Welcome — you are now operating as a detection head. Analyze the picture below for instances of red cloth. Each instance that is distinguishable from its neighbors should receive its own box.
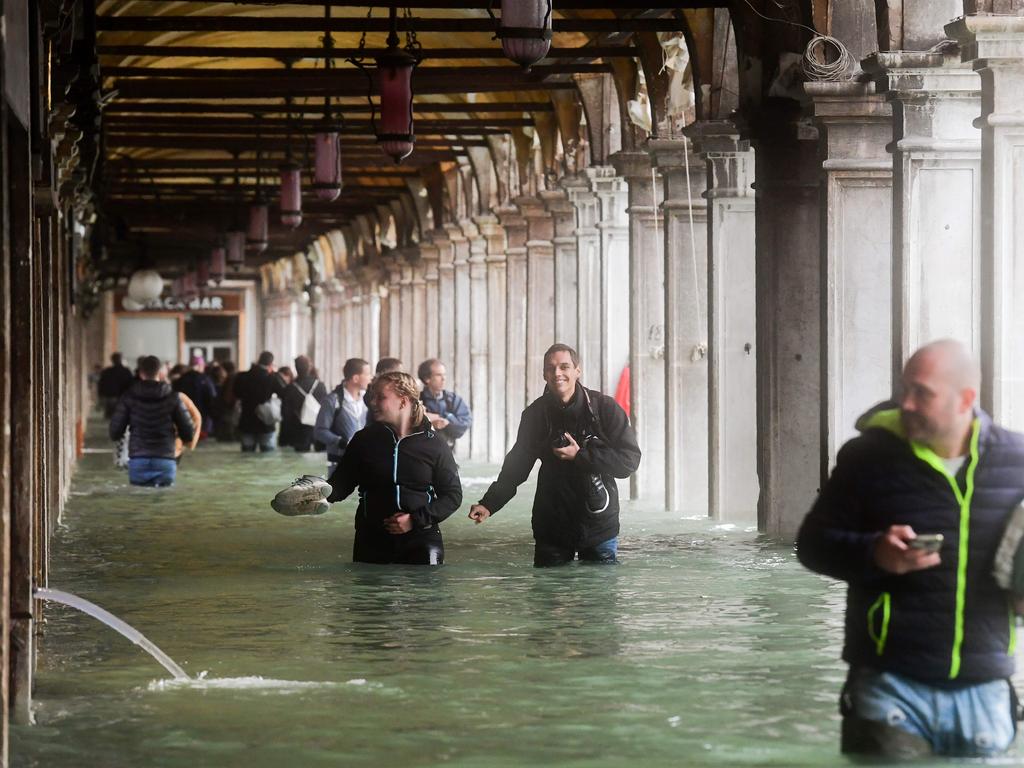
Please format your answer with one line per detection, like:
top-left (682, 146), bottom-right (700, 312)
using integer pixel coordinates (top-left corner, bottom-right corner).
top-left (614, 365), bottom-right (631, 419)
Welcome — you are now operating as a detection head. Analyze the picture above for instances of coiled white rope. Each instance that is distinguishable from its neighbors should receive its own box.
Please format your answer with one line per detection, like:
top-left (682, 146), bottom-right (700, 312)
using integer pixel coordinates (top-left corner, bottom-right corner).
top-left (801, 34), bottom-right (853, 82)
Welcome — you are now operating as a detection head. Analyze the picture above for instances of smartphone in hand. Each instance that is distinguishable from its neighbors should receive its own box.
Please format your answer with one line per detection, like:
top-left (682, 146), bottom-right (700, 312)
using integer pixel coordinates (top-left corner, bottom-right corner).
top-left (908, 533), bottom-right (944, 554)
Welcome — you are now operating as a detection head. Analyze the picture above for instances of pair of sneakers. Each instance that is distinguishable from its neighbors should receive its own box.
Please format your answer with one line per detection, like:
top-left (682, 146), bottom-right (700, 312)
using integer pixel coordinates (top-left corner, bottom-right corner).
top-left (271, 475), bottom-right (333, 516)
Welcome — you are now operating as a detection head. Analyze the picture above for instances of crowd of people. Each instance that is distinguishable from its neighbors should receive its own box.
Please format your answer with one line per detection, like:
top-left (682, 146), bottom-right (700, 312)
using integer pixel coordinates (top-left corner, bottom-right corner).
top-left (96, 336), bottom-right (1024, 760)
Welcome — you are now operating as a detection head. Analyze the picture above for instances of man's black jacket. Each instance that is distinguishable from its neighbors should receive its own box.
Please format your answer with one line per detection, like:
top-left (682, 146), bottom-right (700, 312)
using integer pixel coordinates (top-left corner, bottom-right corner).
top-left (232, 364), bottom-right (283, 434)
top-left (327, 419), bottom-right (462, 533)
top-left (797, 407), bottom-right (1024, 684)
top-left (98, 364), bottom-right (135, 399)
top-left (479, 384), bottom-right (641, 549)
top-left (109, 380), bottom-right (194, 459)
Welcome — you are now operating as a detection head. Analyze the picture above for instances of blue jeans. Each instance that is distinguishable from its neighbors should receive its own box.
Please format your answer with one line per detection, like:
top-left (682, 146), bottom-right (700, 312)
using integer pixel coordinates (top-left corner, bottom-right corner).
top-left (534, 537), bottom-right (618, 567)
top-left (844, 667), bottom-right (1016, 757)
top-left (127, 457), bottom-right (177, 487)
top-left (240, 431), bottom-right (277, 452)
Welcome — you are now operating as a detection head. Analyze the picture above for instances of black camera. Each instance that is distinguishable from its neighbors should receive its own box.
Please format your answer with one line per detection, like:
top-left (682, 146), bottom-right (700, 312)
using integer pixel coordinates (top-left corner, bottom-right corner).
top-left (551, 432), bottom-right (571, 449)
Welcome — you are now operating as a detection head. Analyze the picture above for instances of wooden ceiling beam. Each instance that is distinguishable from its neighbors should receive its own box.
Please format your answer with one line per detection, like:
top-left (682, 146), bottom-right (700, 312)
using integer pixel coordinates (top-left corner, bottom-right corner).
top-left (103, 64), bottom-right (611, 80)
top-left (96, 16), bottom-right (689, 34)
top-left (98, 45), bottom-right (638, 60)
top-left (167, 1), bottom-right (697, 8)
top-left (104, 100), bottom-right (554, 115)
top-left (104, 116), bottom-right (532, 130)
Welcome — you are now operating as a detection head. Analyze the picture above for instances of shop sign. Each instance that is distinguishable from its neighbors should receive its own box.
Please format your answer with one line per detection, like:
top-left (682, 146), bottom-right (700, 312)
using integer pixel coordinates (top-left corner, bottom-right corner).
top-left (117, 292), bottom-right (241, 312)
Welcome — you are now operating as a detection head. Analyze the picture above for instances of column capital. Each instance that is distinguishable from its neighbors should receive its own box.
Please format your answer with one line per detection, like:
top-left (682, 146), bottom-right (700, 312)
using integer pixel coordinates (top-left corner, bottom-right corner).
top-left (862, 47), bottom-right (980, 100)
top-left (946, 14), bottom-right (1024, 64)
top-left (608, 150), bottom-right (652, 181)
top-left (646, 137), bottom-right (701, 171)
top-left (805, 80), bottom-right (894, 169)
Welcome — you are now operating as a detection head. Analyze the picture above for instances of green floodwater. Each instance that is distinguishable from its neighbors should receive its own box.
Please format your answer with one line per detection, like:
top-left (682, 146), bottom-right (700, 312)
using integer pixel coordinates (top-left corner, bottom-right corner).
top-left (11, 419), bottom-right (1024, 767)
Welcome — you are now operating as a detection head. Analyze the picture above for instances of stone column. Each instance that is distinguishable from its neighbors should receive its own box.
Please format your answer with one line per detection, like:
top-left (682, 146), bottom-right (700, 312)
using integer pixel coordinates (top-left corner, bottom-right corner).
top-left (694, 122), bottom-right (758, 523)
top-left (497, 204), bottom-right (529, 451)
top-left (399, 259), bottom-right (415, 366)
top-left (752, 105), bottom-right (822, 540)
top-left (649, 136), bottom-right (709, 517)
top-left (547, 186), bottom-right (580, 349)
top-left (566, 178), bottom-right (601, 384)
top-left (948, 14), bottom-right (1024, 430)
top-left (363, 275), bottom-right (382, 364)
top-left (349, 282), bottom-right (365, 362)
top-left (610, 150), bottom-right (665, 504)
top-left (468, 217), bottom-right (492, 461)
top-left (863, 48), bottom-right (982, 371)
top-left (419, 238), bottom-right (441, 357)
top-left (478, 215), bottom-right (508, 462)
top-left (387, 260), bottom-right (403, 363)
top-left (452, 223), bottom-right (473, 421)
top-left (437, 230), bottom-right (457, 376)
top-left (589, 167), bottom-right (631, 399)
top-left (522, 196), bottom-right (555, 402)
top-left (411, 260), bottom-right (427, 367)
top-left (806, 81), bottom-right (895, 466)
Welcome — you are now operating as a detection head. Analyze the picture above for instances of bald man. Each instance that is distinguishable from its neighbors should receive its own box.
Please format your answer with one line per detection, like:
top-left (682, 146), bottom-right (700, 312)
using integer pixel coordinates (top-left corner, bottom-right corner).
top-left (797, 340), bottom-right (1024, 759)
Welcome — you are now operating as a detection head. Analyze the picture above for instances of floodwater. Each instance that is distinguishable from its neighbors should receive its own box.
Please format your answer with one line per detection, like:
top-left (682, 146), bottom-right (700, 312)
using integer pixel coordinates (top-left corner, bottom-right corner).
top-left (11, 419), bottom-right (1024, 767)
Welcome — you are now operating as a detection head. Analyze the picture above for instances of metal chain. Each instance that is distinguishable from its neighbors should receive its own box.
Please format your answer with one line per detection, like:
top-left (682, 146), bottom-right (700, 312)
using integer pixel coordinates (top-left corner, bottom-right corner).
top-left (404, 7), bottom-right (421, 52)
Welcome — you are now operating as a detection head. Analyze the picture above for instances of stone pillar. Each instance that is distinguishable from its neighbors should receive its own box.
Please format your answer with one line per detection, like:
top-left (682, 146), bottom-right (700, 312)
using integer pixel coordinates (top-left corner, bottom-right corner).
top-left (522, 196), bottom-right (556, 402)
top-left (864, 48), bottom-right (982, 371)
top-left (649, 136), bottom-right (709, 517)
top-left (478, 215), bottom-right (508, 462)
top-left (399, 259), bottom-right (415, 366)
top-left (387, 260), bottom-right (403, 363)
top-left (411, 260), bottom-right (427, 367)
top-left (349, 282), bottom-right (365, 362)
top-left (497, 204), bottom-right (529, 451)
top-left (420, 238), bottom-right (441, 357)
top-left (547, 186), bottom-right (580, 349)
top-left (468, 217), bottom-right (492, 461)
top-left (566, 178), bottom-right (601, 384)
top-left (611, 150), bottom-right (665, 504)
top-left (752, 105), bottom-right (822, 540)
top-left (452, 224), bottom-right (473, 423)
top-left (695, 122), bottom-right (758, 523)
top-left (589, 167), bottom-right (631, 398)
top-left (363, 275), bottom-right (382, 364)
top-left (806, 81), bottom-right (895, 466)
top-left (437, 230), bottom-right (457, 376)
top-left (948, 14), bottom-right (1024, 430)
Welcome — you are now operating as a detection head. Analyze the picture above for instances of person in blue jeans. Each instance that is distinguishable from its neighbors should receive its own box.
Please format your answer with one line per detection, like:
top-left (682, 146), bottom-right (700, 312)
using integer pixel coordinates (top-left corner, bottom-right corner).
top-left (797, 340), bottom-right (1024, 758)
top-left (109, 355), bottom-right (195, 487)
top-left (469, 343), bottom-right (641, 567)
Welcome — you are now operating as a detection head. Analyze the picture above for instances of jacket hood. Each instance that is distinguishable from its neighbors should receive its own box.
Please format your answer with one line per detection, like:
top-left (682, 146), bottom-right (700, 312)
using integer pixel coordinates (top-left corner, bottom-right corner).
top-left (131, 379), bottom-right (173, 400)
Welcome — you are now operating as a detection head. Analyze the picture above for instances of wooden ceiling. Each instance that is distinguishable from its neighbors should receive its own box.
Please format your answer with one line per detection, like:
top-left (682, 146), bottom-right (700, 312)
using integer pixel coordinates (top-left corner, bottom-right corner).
top-left (95, 1), bottom-right (726, 269)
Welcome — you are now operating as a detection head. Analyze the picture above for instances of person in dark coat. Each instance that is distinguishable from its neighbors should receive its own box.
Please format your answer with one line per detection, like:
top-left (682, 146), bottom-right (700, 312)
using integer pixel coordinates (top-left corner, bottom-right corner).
top-left (417, 358), bottom-right (472, 451)
top-left (326, 371), bottom-right (462, 565)
top-left (232, 350), bottom-right (285, 452)
top-left (796, 340), bottom-right (1024, 759)
top-left (109, 355), bottom-right (195, 487)
top-left (280, 355), bottom-right (328, 452)
top-left (172, 355), bottom-right (217, 438)
top-left (98, 352), bottom-right (135, 418)
top-left (469, 343), bottom-right (641, 567)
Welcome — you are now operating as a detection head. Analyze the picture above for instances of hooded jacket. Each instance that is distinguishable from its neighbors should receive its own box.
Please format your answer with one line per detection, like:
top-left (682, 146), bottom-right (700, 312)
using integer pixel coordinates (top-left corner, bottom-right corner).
top-left (109, 379), bottom-right (195, 459)
top-left (479, 383), bottom-right (641, 549)
top-left (327, 419), bottom-right (462, 533)
top-left (797, 405), bottom-right (1024, 684)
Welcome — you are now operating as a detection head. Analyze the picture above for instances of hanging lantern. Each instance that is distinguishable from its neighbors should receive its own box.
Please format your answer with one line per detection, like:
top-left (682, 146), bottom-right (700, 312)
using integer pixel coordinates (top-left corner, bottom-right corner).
top-left (226, 229), bottom-right (247, 271)
top-left (497, 0), bottom-right (552, 69)
top-left (375, 46), bottom-right (417, 163)
top-left (210, 245), bottom-right (226, 285)
top-left (197, 254), bottom-right (211, 289)
top-left (127, 268), bottom-right (164, 303)
top-left (279, 162), bottom-right (303, 228)
top-left (182, 270), bottom-right (198, 301)
top-left (247, 198), bottom-right (269, 252)
top-left (313, 127), bottom-right (342, 201)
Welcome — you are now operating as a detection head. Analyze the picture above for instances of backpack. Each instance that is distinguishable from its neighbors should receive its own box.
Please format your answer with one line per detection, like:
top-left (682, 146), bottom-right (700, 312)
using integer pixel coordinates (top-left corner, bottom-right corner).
top-left (296, 379), bottom-right (320, 427)
top-left (256, 393), bottom-right (282, 427)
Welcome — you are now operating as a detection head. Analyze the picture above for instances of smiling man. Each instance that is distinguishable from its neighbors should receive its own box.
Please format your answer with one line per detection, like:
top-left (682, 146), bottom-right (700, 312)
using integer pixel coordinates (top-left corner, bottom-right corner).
top-left (468, 343), bottom-right (641, 566)
top-left (797, 339), bottom-right (1024, 758)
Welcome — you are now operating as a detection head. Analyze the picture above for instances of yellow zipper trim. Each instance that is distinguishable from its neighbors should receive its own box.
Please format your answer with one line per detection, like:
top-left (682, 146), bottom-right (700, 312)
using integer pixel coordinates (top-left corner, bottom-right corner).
top-left (867, 592), bottom-right (892, 656)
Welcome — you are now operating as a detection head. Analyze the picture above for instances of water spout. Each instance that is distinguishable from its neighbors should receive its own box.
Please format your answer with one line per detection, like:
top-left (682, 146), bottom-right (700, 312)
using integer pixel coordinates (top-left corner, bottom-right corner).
top-left (34, 588), bottom-right (189, 680)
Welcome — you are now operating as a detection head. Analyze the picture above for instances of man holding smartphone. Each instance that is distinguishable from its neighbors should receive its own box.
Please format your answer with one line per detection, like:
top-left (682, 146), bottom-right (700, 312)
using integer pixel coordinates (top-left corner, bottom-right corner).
top-left (468, 343), bottom-right (641, 566)
top-left (797, 340), bottom-right (1024, 758)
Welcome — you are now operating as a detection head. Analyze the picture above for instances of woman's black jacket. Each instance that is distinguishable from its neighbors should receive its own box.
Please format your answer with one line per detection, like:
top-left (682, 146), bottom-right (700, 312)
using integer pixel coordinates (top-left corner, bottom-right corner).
top-left (478, 384), bottom-right (641, 549)
top-left (109, 380), bottom-right (195, 459)
top-left (327, 420), bottom-right (462, 533)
